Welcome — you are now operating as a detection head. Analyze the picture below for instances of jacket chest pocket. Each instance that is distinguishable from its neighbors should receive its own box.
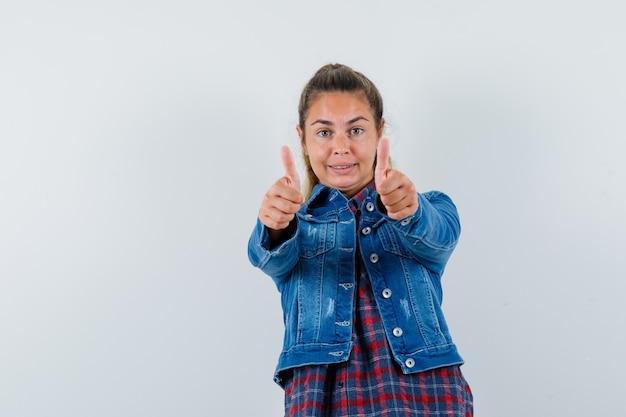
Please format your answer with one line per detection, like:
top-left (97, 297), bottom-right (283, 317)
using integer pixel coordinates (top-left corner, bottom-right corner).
top-left (378, 223), bottom-right (412, 258)
top-left (301, 222), bottom-right (336, 259)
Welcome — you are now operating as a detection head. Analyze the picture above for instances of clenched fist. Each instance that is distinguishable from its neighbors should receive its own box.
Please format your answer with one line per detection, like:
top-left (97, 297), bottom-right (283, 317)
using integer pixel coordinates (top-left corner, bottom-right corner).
top-left (374, 138), bottom-right (419, 220)
top-left (259, 146), bottom-right (304, 242)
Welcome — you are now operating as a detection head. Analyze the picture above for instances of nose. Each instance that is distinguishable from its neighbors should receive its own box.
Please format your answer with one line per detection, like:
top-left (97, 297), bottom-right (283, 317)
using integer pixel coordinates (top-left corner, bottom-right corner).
top-left (333, 133), bottom-right (349, 154)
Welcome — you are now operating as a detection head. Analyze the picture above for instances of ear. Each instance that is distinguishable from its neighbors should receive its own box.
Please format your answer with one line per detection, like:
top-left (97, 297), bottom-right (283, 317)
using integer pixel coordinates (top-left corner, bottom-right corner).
top-left (378, 118), bottom-right (385, 138)
top-left (296, 125), bottom-right (308, 155)
top-left (296, 124), bottom-right (303, 140)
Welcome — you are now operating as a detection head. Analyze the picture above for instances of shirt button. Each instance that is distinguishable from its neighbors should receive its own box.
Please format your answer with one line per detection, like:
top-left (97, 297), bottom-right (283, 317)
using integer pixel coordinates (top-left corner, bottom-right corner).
top-left (400, 218), bottom-right (411, 226)
top-left (405, 358), bottom-right (415, 368)
top-left (366, 202), bottom-right (375, 212)
top-left (369, 253), bottom-right (379, 263)
top-left (361, 226), bottom-right (371, 235)
top-left (393, 327), bottom-right (403, 337)
top-left (382, 288), bottom-right (392, 298)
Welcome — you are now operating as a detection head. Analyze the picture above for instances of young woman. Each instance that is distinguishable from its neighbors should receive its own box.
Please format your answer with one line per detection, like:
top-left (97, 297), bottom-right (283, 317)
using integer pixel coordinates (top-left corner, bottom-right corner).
top-left (248, 63), bottom-right (473, 416)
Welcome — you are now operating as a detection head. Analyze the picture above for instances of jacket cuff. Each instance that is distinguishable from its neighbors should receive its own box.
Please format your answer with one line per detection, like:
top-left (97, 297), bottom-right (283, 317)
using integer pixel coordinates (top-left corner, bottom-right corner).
top-left (375, 193), bottom-right (423, 227)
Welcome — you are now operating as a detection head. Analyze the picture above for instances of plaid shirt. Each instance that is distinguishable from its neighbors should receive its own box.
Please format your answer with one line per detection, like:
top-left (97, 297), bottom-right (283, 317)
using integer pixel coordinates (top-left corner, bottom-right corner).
top-left (282, 182), bottom-right (473, 416)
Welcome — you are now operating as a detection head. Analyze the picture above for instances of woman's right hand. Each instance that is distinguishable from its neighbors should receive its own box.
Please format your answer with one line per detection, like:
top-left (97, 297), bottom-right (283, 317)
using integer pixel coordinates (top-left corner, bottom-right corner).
top-left (259, 146), bottom-right (304, 236)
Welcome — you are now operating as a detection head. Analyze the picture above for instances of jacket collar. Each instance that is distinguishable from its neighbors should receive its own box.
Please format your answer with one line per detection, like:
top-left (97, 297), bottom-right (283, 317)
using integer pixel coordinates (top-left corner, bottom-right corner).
top-left (302, 181), bottom-right (377, 218)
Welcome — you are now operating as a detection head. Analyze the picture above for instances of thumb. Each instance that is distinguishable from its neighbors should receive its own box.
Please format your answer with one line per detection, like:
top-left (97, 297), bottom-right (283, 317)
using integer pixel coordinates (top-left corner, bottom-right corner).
top-left (375, 138), bottom-right (390, 185)
top-left (280, 145), bottom-right (301, 191)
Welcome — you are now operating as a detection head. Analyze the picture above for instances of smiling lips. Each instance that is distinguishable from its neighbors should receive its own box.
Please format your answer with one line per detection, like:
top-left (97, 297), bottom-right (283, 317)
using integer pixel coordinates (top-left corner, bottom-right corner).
top-left (329, 163), bottom-right (356, 173)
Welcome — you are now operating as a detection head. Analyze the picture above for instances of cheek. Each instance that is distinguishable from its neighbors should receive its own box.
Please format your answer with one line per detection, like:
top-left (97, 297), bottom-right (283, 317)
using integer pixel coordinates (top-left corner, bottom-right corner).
top-left (307, 143), bottom-right (327, 162)
top-left (310, 152), bottom-right (326, 169)
top-left (356, 144), bottom-right (377, 163)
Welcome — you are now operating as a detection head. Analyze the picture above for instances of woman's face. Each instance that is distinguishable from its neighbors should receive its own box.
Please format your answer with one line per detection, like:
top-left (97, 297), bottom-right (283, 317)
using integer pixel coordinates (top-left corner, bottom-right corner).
top-left (297, 91), bottom-right (384, 198)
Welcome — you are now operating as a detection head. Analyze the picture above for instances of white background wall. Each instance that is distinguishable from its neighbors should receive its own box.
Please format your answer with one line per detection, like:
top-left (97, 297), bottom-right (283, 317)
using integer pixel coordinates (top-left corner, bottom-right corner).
top-left (1, 1), bottom-right (624, 416)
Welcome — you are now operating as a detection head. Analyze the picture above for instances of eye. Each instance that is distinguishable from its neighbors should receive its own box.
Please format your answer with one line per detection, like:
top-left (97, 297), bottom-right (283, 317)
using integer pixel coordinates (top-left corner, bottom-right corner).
top-left (316, 129), bottom-right (331, 138)
top-left (350, 127), bottom-right (363, 135)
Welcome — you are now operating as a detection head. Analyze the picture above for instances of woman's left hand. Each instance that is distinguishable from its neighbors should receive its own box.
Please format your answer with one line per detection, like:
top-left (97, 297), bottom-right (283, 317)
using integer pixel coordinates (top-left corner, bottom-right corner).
top-left (374, 138), bottom-right (419, 220)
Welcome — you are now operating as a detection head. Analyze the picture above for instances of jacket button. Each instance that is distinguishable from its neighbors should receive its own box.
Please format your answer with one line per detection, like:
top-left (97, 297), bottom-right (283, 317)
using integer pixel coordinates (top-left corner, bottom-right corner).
top-left (361, 226), bottom-right (371, 235)
top-left (382, 288), bottom-right (392, 298)
top-left (400, 218), bottom-right (411, 226)
top-left (405, 358), bottom-right (415, 368)
top-left (393, 327), bottom-right (403, 337)
top-left (366, 202), bottom-right (375, 212)
top-left (369, 253), bottom-right (379, 263)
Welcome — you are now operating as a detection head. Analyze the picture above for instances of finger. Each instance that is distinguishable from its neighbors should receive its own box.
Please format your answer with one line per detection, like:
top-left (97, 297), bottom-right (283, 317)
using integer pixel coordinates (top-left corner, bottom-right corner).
top-left (260, 208), bottom-right (295, 231)
top-left (375, 138), bottom-right (390, 186)
top-left (280, 145), bottom-right (301, 191)
top-left (268, 183), bottom-right (303, 211)
top-left (380, 174), bottom-right (419, 220)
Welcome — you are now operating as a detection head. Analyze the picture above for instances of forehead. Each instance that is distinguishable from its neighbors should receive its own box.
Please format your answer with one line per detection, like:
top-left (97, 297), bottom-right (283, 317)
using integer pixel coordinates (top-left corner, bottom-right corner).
top-left (306, 91), bottom-right (372, 122)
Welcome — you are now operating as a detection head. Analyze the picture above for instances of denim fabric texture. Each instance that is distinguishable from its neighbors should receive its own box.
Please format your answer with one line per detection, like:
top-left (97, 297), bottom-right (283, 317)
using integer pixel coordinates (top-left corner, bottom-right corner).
top-left (248, 184), bottom-right (464, 386)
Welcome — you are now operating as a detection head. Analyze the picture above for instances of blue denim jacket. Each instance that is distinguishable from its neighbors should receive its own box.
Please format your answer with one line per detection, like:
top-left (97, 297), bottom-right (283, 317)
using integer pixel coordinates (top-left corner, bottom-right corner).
top-left (248, 184), bottom-right (464, 385)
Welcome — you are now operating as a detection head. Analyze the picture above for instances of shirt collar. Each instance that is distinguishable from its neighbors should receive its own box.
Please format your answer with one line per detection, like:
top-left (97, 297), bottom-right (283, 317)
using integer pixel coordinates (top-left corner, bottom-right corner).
top-left (348, 180), bottom-right (376, 214)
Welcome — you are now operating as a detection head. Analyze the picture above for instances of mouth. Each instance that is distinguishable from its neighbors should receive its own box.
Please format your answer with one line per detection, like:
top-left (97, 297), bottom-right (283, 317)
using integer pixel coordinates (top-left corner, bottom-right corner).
top-left (330, 164), bottom-right (353, 169)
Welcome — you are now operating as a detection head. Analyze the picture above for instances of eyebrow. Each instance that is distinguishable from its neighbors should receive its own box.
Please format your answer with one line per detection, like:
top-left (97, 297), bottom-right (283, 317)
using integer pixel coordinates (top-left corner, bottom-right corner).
top-left (310, 116), bottom-right (370, 126)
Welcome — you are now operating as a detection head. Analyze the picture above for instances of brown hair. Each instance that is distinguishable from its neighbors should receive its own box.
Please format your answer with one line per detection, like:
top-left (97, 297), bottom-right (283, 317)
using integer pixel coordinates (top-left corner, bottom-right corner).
top-left (298, 63), bottom-right (385, 199)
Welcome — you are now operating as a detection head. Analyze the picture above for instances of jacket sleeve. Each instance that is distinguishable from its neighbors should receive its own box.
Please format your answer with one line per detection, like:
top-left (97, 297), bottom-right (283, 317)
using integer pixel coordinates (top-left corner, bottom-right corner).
top-left (378, 190), bottom-right (461, 273)
top-left (247, 218), bottom-right (301, 286)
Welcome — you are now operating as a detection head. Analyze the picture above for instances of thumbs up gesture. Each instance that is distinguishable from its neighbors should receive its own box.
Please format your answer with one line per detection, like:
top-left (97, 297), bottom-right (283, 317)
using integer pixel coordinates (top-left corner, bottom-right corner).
top-left (375, 138), bottom-right (419, 220)
top-left (259, 146), bottom-right (304, 235)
